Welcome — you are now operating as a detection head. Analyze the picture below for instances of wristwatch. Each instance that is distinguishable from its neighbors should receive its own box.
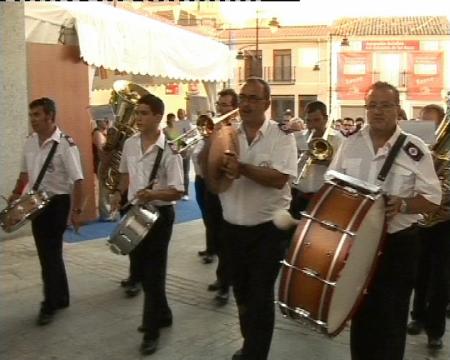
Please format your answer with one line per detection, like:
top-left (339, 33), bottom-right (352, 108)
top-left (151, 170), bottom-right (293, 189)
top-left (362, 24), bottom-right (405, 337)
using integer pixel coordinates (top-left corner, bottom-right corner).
top-left (72, 208), bottom-right (82, 215)
top-left (399, 199), bottom-right (408, 214)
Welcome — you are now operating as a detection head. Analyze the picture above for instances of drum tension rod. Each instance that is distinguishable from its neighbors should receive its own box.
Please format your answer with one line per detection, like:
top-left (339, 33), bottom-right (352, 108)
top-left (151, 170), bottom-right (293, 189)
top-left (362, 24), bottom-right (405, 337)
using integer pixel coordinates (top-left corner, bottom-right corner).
top-left (276, 301), bottom-right (327, 329)
top-left (300, 212), bottom-right (356, 237)
top-left (280, 260), bottom-right (336, 287)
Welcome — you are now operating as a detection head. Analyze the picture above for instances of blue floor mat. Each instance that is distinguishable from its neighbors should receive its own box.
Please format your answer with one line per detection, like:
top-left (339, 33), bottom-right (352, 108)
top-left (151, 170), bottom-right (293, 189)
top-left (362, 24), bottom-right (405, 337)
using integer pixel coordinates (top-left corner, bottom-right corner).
top-left (64, 182), bottom-right (202, 243)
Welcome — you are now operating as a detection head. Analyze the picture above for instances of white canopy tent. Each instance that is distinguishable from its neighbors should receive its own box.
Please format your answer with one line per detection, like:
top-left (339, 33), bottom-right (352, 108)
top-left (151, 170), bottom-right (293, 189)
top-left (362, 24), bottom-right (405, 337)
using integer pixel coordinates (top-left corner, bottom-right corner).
top-left (25, 2), bottom-right (233, 82)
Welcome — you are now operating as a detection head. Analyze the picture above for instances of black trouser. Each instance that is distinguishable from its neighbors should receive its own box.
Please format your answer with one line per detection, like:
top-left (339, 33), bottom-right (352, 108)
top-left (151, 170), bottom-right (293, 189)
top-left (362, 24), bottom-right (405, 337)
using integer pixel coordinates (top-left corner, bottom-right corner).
top-left (31, 194), bottom-right (71, 313)
top-left (204, 188), bottom-right (229, 291)
top-left (289, 188), bottom-right (312, 220)
top-left (224, 220), bottom-right (288, 360)
top-left (350, 225), bottom-right (420, 360)
top-left (194, 175), bottom-right (216, 255)
top-left (133, 206), bottom-right (175, 340)
top-left (411, 220), bottom-right (450, 338)
top-left (182, 156), bottom-right (190, 195)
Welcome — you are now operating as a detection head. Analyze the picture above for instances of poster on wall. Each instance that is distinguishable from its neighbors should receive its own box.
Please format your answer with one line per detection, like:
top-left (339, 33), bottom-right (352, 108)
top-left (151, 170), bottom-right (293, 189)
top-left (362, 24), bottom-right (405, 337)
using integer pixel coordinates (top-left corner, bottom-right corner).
top-left (407, 52), bottom-right (443, 100)
top-left (337, 52), bottom-right (372, 100)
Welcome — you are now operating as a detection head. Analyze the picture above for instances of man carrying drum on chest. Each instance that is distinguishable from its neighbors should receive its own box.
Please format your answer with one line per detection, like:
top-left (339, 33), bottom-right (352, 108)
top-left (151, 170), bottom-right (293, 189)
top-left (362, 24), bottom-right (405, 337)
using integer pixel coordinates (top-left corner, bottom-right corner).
top-left (328, 81), bottom-right (441, 360)
top-left (8, 97), bottom-right (84, 326)
top-left (110, 93), bottom-right (184, 356)
top-left (290, 101), bottom-right (342, 219)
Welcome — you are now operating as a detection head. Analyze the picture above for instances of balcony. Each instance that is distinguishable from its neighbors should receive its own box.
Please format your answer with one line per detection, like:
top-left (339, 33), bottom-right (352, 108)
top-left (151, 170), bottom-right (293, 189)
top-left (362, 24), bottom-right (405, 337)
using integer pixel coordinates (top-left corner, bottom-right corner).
top-left (237, 66), bottom-right (296, 85)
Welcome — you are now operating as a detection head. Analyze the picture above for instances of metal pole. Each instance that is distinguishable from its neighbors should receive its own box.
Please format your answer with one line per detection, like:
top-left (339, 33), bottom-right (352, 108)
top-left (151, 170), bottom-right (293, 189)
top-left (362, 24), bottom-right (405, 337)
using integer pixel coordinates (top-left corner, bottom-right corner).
top-left (255, 10), bottom-right (259, 76)
top-left (328, 33), bottom-right (332, 115)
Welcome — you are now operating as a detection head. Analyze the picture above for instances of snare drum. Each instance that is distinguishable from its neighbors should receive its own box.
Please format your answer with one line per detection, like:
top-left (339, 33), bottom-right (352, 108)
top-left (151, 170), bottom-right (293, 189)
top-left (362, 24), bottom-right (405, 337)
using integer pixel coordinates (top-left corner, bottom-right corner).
top-left (107, 204), bottom-right (159, 255)
top-left (0, 191), bottom-right (50, 233)
top-left (278, 170), bottom-right (386, 336)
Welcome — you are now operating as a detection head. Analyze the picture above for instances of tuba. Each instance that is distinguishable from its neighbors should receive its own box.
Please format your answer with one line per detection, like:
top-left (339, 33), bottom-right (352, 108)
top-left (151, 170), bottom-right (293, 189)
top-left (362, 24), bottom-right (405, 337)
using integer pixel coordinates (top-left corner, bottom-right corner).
top-left (420, 92), bottom-right (450, 227)
top-left (101, 80), bottom-right (150, 191)
top-left (293, 120), bottom-right (334, 185)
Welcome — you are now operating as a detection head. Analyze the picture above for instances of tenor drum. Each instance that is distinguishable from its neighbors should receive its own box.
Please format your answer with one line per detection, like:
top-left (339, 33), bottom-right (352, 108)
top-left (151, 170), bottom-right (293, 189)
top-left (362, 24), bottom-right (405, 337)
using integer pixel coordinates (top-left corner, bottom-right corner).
top-left (278, 170), bottom-right (386, 336)
top-left (0, 191), bottom-right (50, 233)
top-left (107, 204), bottom-right (159, 255)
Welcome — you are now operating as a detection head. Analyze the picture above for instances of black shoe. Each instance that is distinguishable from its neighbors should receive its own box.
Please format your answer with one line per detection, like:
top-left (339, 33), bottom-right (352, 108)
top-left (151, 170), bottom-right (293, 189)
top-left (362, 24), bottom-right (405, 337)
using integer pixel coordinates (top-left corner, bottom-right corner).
top-left (427, 337), bottom-right (443, 350)
top-left (202, 255), bottom-right (214, 264)
top-left (215, 290), bottom-right (229, 305)
top-left (120, 278), bottom-right (136, 288)
top-left (407, 320), bottom-right (423, 335)
top-left (198, 250), bottom-right (208, 257)
top-left (37, 309), bottom-right (54, 326)
top-left (446, 303), bottom-right (450, 319)
top-left (232, 349), bottom-right (244, 360)
top-left (125, 283), bottom-right (141, 297)
top-left (207, 280), bottom-right (221, 292)
top-left (140, 337), bottom-right (158, 355)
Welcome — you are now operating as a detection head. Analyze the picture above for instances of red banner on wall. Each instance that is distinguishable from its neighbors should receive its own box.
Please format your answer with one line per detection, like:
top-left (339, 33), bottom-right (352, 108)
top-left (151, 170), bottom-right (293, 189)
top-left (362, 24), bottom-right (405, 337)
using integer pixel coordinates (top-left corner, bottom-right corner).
top-left (407, 52), bottom-right (443, 100)
top-left (362, 40), bottom-right (419, 51)
top-left (165, 83), bottom-right (179, 95)
top-left (337, 52), bottom-right (372, 100)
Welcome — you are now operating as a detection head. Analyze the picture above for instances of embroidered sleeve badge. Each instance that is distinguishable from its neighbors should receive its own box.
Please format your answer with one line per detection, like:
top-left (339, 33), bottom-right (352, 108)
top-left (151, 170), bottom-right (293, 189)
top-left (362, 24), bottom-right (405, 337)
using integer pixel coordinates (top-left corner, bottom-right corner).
top-left (62, 134), bottom-right (76, 146)
top-left (403, 141), bottom-right (423, 161)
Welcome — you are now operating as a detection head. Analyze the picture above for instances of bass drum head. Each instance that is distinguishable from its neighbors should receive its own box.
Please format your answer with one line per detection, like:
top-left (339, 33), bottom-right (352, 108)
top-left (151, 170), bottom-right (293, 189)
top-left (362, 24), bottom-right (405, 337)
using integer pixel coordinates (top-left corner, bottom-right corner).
top-left (327, 196), bottom-right (385, 335)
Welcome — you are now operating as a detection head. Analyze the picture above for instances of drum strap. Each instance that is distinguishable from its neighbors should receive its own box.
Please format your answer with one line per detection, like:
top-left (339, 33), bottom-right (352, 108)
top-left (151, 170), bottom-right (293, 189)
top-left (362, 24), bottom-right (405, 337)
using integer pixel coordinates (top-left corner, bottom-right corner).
top-left (147, 145), bottom-right (164, 189)
top-left (377, 133), bottom-right (407, 182)
top-left (32, 141), bottom-right (59, 192)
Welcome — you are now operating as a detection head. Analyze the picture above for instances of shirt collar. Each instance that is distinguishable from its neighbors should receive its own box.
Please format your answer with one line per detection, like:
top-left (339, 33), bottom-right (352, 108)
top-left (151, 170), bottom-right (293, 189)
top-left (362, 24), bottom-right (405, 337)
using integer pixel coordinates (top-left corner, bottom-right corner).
top-left (361, 124), bottom-right (403, 154)
top-left (237, 118), bottom-right (270, 137)
top-left (141, 130), bottom-right (166, 156)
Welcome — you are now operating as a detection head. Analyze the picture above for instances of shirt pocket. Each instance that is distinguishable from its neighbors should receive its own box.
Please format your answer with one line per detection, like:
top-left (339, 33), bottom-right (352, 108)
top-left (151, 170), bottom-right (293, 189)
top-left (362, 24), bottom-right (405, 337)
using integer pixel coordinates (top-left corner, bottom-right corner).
top-left (386, 167), bottom-right (415, 195)
top-left (254, 153), bottom-right (272, 168)
top-left (342, 158), bottom-right (362, 178)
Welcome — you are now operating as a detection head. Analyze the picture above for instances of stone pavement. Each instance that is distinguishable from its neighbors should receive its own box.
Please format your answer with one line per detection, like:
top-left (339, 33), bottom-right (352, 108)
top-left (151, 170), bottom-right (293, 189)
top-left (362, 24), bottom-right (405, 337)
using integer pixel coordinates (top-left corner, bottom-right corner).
top-left (1, 219), bottom-right (448, 360)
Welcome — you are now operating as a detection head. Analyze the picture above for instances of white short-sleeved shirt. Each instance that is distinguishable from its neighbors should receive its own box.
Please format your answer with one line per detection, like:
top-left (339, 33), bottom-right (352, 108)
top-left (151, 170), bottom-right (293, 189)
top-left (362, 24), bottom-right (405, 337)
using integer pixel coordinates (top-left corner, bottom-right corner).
top-left (293, 129), bottom-right (342, 193)
top-left (119, 132), bottom-right (184, 206)
top-left (329, 125), bottom-right (442, 233)
top-left (219, 119), bottom-right (298, 226)
top-left (21, 127), bottom-right (84, 195)
top-left (191, 139), bottom-right (205, 178)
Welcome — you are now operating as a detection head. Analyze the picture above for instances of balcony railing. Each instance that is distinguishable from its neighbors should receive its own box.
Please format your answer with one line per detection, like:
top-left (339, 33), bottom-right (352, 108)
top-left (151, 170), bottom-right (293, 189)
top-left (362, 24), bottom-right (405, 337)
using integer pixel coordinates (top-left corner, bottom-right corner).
top-left (237, 66), bottom-right (296, 84)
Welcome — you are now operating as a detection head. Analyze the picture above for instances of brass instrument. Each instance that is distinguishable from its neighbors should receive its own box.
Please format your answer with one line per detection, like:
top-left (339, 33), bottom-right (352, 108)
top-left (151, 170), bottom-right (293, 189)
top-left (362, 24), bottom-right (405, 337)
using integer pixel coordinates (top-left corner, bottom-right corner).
top-left (420, 92), bottom-right (450, 227)
top-left (293, 121), bottom-right (334, 185)
top-left (168, 108), bottom-right (239, 154)
top-left (101, 80), bottom-right (150, 191)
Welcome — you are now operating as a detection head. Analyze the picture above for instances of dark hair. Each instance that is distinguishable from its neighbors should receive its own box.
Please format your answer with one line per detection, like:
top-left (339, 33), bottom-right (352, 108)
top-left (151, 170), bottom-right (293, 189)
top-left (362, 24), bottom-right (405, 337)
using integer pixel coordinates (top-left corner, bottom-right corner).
top-left (245, 77), bottom-right (271, 100)
top-left (29, 97), bottom-right (56, 121)
top-left (365, 81), bottom-right (400, 105)
top-left (334, 118), bottom-right (342, 124)
top-left (355, 117), bottom-right (364, 123)
top-left (137, 94), bottom-right (164, 115)
top-left (305, 101), bottom-right (327, 117)
top-left (218, 88), bottom-right (238, 109)
top-left (421, 104), bottom-right (445, 121)
top-left (197, 114), bottom-right (214, 130)
top-left (343, 117), bottom-right (354, 124)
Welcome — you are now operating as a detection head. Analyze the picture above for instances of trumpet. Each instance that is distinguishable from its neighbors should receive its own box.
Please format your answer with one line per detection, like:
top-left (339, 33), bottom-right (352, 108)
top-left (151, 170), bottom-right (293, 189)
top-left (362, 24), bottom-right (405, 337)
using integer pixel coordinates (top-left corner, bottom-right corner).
top-left (168, 108), bottom-right (239, 154)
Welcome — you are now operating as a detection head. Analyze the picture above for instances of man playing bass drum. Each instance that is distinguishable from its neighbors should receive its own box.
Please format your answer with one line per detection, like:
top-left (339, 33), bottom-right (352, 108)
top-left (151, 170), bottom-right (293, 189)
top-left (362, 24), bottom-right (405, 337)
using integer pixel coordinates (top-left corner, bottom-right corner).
top-left (111, 93), bottom-right (184, 356)
top-left (329, 81), bottom-right (441, 360)
top-left (290, 101), bottom-right (342, 218)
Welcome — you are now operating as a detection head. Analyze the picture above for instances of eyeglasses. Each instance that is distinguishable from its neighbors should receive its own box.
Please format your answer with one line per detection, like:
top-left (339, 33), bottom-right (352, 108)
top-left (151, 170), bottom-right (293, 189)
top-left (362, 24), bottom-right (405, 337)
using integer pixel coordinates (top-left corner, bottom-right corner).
top-left (365, 103), bottom-right (398, 111)
top-left (215, 102), bottom-right (233, 107)
top-left (238, 94), bottom-right (266, 104)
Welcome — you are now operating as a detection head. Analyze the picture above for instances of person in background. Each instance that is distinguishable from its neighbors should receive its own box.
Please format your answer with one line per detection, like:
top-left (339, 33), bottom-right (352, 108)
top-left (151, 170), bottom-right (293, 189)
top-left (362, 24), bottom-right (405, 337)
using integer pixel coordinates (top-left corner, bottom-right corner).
top-left (163, 113), bottom-right (179, 141)
top-left (333, 118), bottom-right (343, 131)
top-left (92, 118), bottom-right (114, 221)
top-left (407, 103), bottom-right (449, 350)
top-left (340, 117), bottom-right (355, 137)
top-left (398, 108), bottom-right (408, 121)
top-left (9, 97), bottom-right (84, 326)
top-left (175, 108), bottom-right (193, 201)
top-left (354, 117), bottom-right (365, 132)
top-left (329, 81), bottom-right (441, 360)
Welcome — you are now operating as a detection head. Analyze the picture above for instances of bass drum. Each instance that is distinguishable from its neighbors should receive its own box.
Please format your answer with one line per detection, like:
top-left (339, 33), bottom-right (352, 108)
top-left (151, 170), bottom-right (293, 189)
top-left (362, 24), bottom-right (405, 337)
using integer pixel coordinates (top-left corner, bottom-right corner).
top-left (278, 170), bottom-right (386, 336)
top-left (107, 204), bottom-right (159, 255)
top-left (0, 191), bottom-right (50, 233)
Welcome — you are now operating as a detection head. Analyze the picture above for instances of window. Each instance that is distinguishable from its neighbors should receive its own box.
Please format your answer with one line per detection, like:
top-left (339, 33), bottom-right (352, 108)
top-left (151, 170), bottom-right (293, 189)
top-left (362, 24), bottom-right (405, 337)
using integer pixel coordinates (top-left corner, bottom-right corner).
top-left (273, 50), bottom-right (292, 81)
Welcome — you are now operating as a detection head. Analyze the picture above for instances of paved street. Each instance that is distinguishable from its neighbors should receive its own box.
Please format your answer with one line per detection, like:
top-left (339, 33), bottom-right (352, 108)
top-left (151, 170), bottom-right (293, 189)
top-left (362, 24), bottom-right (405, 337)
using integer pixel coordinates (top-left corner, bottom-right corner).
top-left (1, 219), bottom-right (448, 360)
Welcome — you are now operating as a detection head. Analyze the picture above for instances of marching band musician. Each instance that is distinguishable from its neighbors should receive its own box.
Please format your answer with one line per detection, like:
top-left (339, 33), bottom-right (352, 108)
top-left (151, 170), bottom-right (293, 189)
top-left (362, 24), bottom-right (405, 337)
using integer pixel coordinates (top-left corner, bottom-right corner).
top-left (110, 93), bottom-right (184, 356)
top-left (8, 97), bottom-right (84, 326)
top-left (290, 101), bottom-right (342, 218)
top-left (219, 78), bottom-right (297, 360)
top-left (407, 104), bottom-right (450, 350)
top-left (329, 82), bottom-right (442, 360)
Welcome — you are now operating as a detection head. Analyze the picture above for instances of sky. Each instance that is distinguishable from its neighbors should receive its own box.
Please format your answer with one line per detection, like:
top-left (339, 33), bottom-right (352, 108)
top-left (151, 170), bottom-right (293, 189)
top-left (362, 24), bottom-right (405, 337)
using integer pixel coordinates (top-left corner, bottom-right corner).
top-left (219, 0), bottom-right (450, 26)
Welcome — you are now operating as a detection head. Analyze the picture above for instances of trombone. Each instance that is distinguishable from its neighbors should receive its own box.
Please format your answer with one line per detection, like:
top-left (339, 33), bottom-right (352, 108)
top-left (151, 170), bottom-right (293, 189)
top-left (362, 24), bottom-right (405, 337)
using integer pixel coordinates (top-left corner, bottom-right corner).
top-left (168, 108), bottom-right (239, 154)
